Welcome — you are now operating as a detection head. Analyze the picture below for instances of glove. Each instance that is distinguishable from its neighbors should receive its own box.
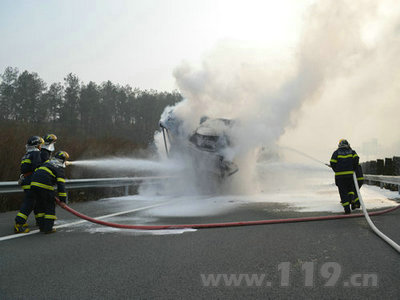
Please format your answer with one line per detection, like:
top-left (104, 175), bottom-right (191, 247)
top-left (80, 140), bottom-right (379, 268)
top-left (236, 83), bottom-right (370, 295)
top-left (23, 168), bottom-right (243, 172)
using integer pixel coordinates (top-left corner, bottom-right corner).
top-left (17, 174), bottom-right (24, 185)
top-left (55, 197), bottom-right (68, 208)
top-left (61, 195), bottom-right (68, 204)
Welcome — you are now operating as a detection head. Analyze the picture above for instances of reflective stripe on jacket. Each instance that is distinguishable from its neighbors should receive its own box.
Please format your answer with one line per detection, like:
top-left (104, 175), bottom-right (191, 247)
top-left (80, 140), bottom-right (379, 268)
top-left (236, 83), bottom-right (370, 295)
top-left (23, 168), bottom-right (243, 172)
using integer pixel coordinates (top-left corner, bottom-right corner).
top-left (20, 149), bottom-right (43, 189)
top-left (30, 160), bottom-right (67, 202)
top-left (330, 148), bottom-right (359, 176)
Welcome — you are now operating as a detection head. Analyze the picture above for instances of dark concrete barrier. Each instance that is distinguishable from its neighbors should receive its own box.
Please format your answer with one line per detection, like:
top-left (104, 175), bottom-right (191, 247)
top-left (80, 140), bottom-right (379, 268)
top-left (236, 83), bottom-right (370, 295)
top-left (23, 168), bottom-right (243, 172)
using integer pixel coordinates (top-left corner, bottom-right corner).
top-left (363, 156), bottom-right (400, 190)
top-left (369, 160), bottom-right (377, 175)
top-left (384, 158), bottom-right (394, 175)
top-left (363, 160), bottom-right (377, 175)
top-left (376, 159), bottom-right (384, 175)
top-left (393, 156), bottom-right (400, 176)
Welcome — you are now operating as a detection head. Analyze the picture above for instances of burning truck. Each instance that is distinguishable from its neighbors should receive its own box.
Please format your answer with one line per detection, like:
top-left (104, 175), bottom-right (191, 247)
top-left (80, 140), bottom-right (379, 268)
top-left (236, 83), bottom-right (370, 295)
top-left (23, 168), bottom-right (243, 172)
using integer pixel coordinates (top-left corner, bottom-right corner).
top-left (159, 112), bottom-right (239, 182)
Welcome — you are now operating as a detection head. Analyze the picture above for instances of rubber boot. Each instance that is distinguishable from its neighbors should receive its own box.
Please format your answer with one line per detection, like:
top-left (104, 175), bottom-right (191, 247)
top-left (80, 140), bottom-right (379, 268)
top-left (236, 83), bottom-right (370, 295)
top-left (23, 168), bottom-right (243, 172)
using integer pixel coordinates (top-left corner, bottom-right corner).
top-left (344, 206), bottom-right (351, 214)
top-left (43, 228), bottom-right (56, 234)
top-left (36, 216), bottom-right (44, 228)
top-left (14, 223), bottom-right (30, 234)
top-left (354, 200), bottom-right (361, 209)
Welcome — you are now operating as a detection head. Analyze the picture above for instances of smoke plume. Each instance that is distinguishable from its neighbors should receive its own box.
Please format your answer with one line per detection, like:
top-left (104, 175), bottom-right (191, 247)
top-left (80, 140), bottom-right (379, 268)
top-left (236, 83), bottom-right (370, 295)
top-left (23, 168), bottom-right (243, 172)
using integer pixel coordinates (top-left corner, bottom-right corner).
top-left (154, 0), bottom-right (400, 194)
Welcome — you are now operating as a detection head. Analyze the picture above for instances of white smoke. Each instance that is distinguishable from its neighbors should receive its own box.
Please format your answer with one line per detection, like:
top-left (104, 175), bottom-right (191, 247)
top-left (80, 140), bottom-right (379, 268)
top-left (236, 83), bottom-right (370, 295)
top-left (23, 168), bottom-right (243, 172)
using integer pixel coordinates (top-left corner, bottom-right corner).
top-left (280, 0), bottom-right (400, 160)
top-left (152, 0), bottom-right (400, 195)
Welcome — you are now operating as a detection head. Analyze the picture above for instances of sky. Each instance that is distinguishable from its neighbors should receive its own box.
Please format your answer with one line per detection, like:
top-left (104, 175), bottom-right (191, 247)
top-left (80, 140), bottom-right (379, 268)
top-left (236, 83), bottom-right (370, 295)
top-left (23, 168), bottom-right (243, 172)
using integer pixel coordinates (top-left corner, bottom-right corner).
top-left (0, 0), bottom-right (308, 91)
top-left (1, 0), bottom-right (400, 161)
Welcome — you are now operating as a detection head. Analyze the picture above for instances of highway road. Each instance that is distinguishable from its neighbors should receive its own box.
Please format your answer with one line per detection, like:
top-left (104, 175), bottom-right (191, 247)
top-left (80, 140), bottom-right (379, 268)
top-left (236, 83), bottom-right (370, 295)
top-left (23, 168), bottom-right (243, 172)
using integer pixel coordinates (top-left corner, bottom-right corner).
top-left (0, 195), bottom-right (399, 299)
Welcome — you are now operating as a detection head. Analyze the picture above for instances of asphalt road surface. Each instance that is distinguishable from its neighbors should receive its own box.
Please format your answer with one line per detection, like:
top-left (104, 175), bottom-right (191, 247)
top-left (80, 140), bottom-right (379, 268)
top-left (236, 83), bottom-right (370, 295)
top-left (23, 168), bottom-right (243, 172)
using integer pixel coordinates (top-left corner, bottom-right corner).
top-left (1, 196), bottom-right (399, 299)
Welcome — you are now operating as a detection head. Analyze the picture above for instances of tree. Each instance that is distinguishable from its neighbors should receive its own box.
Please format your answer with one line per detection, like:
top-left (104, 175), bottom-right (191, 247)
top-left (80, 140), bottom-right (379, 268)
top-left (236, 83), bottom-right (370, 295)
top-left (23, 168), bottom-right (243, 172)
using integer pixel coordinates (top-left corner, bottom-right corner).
top-left (42, 83), bottom-right (64, 122)
top-left (0, 66), bottom-right (183, 145)
top-left (114, 86), bottom-right (129, 129)
top-left (80, 81), bottom-right (100, 134)
top-left (14, 71), bottom-right (46, 122)
top-left (60, 73), bottom-right (80, 129)
top-left (99, 80), bottom-right (118, 132)
top-left (0, 67), bottom-right (19, 121)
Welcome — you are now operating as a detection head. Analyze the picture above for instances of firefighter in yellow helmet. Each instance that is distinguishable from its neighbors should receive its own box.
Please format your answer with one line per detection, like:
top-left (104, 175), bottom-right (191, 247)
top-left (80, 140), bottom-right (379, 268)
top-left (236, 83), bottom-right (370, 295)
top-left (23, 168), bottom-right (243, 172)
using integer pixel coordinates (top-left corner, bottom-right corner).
top-left (330, 139), bottom-right (359, 214)
top-left (30, 151), bottom-right (70, 234)
top-left (14, 136), bottom-right (45, 233)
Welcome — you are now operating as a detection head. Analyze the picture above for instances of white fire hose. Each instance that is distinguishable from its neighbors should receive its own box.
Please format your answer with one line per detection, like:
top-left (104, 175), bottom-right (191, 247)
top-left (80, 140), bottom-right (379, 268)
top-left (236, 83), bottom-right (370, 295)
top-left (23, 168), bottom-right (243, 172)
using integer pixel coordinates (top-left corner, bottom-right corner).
top-left (353, 173), bottom-right (400, 253)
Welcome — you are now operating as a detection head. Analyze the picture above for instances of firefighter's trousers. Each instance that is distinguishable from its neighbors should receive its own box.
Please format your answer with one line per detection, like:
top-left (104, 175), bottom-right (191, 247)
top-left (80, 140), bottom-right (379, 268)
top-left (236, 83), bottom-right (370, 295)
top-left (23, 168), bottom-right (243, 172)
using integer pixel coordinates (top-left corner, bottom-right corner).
top-left (31, 186), bottom-right (57, 232)
top-left (335, 175), bottom-right (354, 209)
top-left (15, 190), bottom-right (40, 225)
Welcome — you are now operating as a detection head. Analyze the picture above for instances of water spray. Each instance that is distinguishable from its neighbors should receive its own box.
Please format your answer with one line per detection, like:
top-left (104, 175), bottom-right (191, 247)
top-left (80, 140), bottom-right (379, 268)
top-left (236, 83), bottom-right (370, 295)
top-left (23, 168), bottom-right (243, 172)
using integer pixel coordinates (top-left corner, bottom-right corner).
top-left (280, 146), bottom-right (331, 168)
top-left (66, 158), bottom-right (183, 173)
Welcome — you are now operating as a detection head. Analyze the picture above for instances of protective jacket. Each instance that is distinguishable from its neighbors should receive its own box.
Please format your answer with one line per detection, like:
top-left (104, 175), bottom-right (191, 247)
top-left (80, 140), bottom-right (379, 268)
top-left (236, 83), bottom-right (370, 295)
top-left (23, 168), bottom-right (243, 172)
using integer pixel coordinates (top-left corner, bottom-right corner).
top-left (30, 159), bottom-right (67, 203)
top-left (40, 148), bottom-right (52, 162)
top-left (20, 148), bottom-right (42, 190)
top-left (330, 147), bottom-right (360, 213)
top-left (330, 148), bottom-right (359, 177)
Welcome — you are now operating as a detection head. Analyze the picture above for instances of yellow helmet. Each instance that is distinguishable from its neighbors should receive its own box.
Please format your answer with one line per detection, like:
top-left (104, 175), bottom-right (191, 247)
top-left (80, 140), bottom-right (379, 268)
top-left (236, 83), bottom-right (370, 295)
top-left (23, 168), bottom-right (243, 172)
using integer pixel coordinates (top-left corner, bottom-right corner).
top-left (27, 136), bottom-right (44, 147)
top-left (338, 139), bottom-right (350, 148)
top-left (44, 133), bottom-right (57, 144)
top-left (55, 151), bottom-right (70, 162)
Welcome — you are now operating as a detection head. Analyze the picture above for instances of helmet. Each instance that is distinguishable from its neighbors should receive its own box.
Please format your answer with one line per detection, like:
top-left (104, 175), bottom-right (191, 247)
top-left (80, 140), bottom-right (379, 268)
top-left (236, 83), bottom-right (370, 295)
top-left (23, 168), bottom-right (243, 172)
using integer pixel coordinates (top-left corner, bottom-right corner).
top-left (42, 134), bottom-right (57, 151)
top-left (27, 136), bottom-right (44, 147)
top-left (43, 134), bottom-right (57, 144)
top-left (54, 151), bottom-right (69, 162)
top-left (338, 139), bottom-right (350, 148)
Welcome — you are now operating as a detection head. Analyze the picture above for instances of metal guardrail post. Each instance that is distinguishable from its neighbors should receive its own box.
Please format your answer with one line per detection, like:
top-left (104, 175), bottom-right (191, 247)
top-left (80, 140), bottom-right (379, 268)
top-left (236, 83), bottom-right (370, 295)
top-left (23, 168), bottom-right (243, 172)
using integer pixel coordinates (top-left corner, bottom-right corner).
top-left (124, 185), bottom-right (129, 196)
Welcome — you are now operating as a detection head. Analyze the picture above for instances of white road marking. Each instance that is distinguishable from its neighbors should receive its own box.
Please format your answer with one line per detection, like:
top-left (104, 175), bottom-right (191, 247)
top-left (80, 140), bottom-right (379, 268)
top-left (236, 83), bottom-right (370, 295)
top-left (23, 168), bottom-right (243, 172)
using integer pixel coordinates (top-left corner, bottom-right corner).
top-left (0, 201), bottom-right (171, 242)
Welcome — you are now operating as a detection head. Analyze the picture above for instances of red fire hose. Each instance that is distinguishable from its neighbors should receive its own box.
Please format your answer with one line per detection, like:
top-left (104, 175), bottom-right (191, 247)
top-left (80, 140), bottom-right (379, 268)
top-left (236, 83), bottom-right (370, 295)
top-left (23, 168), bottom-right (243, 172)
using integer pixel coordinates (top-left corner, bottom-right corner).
top-left (56, 198), bottom-right (400, 230)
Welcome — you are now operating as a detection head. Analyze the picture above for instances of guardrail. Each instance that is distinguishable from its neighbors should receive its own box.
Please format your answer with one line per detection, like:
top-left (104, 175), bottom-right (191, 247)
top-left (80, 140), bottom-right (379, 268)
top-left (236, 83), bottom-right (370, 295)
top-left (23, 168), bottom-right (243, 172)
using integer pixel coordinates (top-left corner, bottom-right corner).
top-left (364, 174), bottom-right (400, 194)
top-left (1, 175), bottom-right (398, 195)
top-left (0, 176), bottom-right (170, 195)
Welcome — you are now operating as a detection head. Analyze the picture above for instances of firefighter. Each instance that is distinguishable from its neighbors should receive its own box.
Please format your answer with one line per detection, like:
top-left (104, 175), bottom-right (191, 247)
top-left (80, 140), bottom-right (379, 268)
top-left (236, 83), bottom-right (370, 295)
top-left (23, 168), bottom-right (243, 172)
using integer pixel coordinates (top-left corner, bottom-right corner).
top-left (14, 136), bottom-right (45, 233)
top-left (330, 139), bottom-right (359, 214)
top-left (41, 133), bottom-right (57, 162)
top-left (31, 151), bottom-right (70, 234)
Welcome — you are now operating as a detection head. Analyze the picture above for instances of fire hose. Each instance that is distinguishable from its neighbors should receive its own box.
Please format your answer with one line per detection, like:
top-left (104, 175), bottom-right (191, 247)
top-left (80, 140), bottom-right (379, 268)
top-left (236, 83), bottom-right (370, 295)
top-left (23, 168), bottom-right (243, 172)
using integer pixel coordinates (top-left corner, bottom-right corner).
top-left (352, 173), bottom-right (400, 253)
top-left (55, 197), bottom-right (400, 233)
